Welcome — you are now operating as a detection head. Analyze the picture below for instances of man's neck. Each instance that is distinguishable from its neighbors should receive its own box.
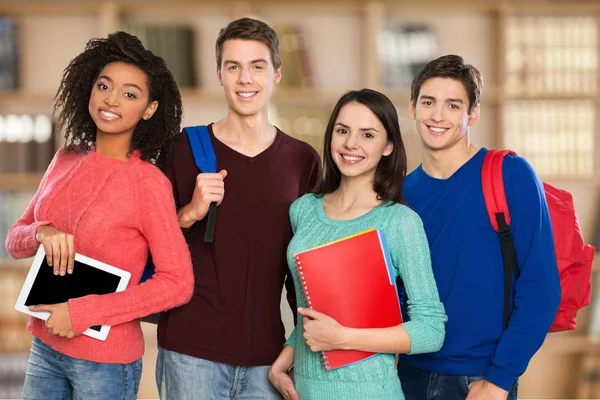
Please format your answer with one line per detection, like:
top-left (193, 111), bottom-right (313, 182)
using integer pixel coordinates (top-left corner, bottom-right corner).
top-left (421, 139), bottom-right (480, 179)
top-left (216, 109), bottom-right (274, 145)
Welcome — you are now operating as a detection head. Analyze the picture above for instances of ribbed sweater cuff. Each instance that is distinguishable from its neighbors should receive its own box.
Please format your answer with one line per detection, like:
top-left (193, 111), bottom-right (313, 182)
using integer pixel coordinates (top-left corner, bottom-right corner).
top-left (485, 365), bottom-right (517, 392)
top-left (8, 221), bottom-right (51, 258)
top-left (404, 323), bottom-right (437, 355)
top-left (285, 332), bottom-right (296, 349)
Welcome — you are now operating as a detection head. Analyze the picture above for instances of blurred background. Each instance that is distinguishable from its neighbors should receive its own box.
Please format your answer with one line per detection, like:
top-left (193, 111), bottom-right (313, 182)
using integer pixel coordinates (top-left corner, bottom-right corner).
top-left (0, 0), bottom-right (599, 398)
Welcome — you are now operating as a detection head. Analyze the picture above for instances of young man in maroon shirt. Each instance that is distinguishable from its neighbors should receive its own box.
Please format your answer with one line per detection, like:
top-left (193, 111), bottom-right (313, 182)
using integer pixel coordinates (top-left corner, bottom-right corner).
top-left (156, 17), bottom-right (321, 399)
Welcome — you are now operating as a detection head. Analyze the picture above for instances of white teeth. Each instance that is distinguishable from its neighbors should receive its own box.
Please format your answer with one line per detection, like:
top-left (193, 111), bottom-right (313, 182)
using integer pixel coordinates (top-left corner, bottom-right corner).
top-left (238, 92), bottom-right (256, 98)
top-left (101, 111), bottom-right (119, 118)
top-left (430, 127), bottom-right (447, 133)
top-left (342, 155), bottom-right (363, 162)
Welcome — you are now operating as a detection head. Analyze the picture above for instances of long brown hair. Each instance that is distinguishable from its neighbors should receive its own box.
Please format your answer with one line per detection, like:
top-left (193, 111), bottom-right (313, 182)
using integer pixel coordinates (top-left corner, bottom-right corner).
top-left (315, 89), bottom-right (407, 204)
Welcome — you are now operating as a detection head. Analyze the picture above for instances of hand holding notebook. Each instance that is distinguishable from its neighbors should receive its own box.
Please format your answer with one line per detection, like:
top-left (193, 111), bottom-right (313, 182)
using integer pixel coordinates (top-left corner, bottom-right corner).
top-left (294, 228), bottom-right (402, 370)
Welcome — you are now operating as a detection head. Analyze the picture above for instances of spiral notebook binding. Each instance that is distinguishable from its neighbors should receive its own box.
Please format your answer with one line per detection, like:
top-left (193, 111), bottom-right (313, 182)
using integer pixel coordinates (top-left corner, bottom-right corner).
top-left (296, 254), bottom-right (328, 369)
top-left (296, 256), bottom-right (311, 306)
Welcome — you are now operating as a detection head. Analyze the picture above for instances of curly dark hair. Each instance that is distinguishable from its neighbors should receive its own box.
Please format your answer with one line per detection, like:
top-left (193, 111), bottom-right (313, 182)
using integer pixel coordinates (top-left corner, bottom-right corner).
top-left (53, 31), bottom-right (183, 168)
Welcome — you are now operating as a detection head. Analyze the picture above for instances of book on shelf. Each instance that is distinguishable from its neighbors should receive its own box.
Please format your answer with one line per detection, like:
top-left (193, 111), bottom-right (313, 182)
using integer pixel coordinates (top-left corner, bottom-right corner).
top-left (0, 16), bottom-right (19, 91)
top-left (121, 22), bottom-right (197, 88)
top-left (293, 229), bottom-right (402, 370)
top-left (505, 15), bottom-right (598, 96)
top-left (577, 351), bottom-right (600, 399)
top-left (378, 23), bottom-right (437, 88)
top-left (589, 197), bottom-right (600, 336)
top-left (0, 114), bottom-right (55, 173)
top-left (502, 100), bottom-right (594, 178)
top-left (273, 24), bottom-right (314, 89)
top-left (593, 194), bottom-right (600, 251)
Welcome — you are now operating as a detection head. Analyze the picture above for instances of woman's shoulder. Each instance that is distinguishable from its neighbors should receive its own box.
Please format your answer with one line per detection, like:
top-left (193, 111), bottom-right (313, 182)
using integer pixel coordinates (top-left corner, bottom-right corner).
top-left (290, 193), bottom-right (320, 222)
top-left (292, 192), bottom-right (320, 209)
top-left (54, 147), bottom-right (84, 162)
top-left (129, 160), bottom-right (173, 193)
top-left (380, 202), bottom-right (422, 224)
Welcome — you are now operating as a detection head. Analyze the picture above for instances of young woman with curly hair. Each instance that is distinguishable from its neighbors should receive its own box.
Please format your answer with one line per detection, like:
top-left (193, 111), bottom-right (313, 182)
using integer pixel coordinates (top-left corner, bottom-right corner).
top-left (5, 31), bottom-right (194, 400)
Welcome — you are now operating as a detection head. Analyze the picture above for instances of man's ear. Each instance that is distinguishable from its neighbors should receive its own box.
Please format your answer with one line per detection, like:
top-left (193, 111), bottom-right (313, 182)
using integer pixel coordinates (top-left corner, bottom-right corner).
top-left (274, 66), bottom-right (281, 84)
top-left (409, 101), bottom-right (416, 120)
top-left (468, 104), bottom-right (481, 126)
top-left (143, 100), bottom-right (159, 120)
top-left (217, 68), bottom-right (223, 86)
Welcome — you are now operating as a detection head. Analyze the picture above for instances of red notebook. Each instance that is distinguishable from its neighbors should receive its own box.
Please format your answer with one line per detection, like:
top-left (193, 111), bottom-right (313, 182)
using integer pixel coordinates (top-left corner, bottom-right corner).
top-left (294, 228), bottom-right (402, 370)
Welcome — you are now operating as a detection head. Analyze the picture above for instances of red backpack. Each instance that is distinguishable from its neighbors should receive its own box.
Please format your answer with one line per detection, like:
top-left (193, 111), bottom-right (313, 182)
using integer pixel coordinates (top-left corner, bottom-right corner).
top-left (481, 149), bottom-right (595, 332)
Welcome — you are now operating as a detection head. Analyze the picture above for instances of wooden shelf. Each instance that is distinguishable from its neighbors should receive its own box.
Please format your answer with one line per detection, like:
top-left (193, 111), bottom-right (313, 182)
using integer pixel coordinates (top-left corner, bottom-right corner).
top-left (503, 92), bottom-right (600, 102)
top-left (541, 333), bottom-right (600, 354)
top-left (2, 0), bottom-right (597, 16)
top-left (0, 173), bottom-right (43, 191)
top-left (0, 0), bottom-right (493, 15)
top-left (543, 174), bottom-right (600, 186)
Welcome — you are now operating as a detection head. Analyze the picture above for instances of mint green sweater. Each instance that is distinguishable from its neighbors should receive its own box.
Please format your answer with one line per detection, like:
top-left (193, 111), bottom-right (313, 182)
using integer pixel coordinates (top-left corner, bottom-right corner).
top-left (285, 194), bottom-right (447, 400)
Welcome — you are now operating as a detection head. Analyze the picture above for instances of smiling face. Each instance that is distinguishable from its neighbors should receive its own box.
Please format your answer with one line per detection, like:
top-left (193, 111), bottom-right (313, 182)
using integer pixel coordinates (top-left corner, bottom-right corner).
top-left (409, 77), bottom-right (480, 153)
top-left (88, 61), bottom-right (158, 140)
top-left (330, 101), bottom-right (393, 181)
top-left (217, 39), bottom-right (281, 118)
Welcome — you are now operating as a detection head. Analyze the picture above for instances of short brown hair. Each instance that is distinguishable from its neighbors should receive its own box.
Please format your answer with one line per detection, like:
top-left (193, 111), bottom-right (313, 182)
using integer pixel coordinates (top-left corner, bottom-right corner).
top-left (411, 54), bottom-right (483, 114)
top-left (215, 17), bottom-right (280, 70)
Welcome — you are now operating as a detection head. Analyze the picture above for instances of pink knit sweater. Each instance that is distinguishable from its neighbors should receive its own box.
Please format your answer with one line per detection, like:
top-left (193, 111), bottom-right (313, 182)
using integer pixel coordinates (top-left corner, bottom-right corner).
top-left (6, 149), bottom-right (194, 364)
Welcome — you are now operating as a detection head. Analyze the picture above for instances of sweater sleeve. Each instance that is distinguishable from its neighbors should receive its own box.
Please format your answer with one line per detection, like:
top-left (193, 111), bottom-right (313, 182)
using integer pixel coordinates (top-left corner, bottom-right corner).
top-left (484, 156), bottom-right (561, 390)
top-left (67, 169), bottom-right (194, 334)
top-left (390, 207), bottom-right (447, 355)
top-left (284, 197), bottom-right (305, 348)
top-left (285, 327), bottom-right (297, 349)
top-left (5, 150), bottom-right (61, 259)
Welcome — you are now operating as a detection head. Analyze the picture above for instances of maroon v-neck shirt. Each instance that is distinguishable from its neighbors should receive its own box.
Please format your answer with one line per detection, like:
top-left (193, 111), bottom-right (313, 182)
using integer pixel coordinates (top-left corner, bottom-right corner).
top-left (158, 123), bottom-right (321, 366)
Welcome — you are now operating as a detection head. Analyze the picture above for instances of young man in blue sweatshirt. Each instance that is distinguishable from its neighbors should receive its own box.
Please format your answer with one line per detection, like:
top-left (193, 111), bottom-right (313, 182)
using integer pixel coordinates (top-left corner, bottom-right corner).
top-left (398, 54), bottom-right (561, 400)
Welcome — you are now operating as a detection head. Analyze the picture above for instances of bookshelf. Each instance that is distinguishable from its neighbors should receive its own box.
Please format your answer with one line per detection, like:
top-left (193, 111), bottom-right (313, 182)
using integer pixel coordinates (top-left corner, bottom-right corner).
top-left (0, 173), bottom-right (44, 190)
top-left (0, 0), bottom-right (598, 398)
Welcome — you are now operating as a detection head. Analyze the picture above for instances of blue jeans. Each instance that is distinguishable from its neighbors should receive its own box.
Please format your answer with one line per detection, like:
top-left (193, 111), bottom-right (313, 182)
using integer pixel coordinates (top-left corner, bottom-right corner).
top-left (398, 362), bottom-right (518, 400)
top-left (23, 337), bottom-right (142, 400)
top-left (156, 346), bottom-right (282, 400)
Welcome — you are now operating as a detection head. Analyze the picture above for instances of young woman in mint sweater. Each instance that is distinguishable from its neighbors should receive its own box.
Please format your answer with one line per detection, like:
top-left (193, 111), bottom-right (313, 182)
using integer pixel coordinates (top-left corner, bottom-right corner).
top-left (5, 32), bottom-right (193, 400)
top-left (269, 89), bottom-right (447, 400)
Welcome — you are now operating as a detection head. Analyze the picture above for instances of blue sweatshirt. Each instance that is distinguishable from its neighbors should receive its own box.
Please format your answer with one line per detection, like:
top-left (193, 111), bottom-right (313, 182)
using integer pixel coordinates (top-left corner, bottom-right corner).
top-left (399, 148), bottom-right (561, 391)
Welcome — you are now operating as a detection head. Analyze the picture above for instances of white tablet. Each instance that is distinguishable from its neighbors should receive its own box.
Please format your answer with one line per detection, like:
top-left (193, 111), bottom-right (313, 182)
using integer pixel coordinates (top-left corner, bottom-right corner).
top-left (14, 246), bottom-right (131, 341)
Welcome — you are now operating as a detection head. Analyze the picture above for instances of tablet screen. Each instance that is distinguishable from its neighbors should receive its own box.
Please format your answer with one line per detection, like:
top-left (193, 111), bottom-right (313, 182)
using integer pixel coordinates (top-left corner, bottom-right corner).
top-left (24, 258), bottom-right (123, 332)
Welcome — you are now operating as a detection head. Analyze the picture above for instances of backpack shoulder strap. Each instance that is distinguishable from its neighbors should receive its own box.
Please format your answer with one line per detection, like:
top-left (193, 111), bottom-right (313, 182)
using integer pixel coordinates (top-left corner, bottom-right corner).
top-left (481, 148), bottom-right (520, 330)
top-left (481, 149), bottom-right (514, 231)
top-left (184, 125), bottom-right (217, 173)
top-left (182, 125), bottom-right (218, 243)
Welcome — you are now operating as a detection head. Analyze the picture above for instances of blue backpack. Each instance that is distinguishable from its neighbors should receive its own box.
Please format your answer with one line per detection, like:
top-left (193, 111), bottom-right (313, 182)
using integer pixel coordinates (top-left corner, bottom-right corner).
top-left (140, 125), bottom-right (217, 283)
